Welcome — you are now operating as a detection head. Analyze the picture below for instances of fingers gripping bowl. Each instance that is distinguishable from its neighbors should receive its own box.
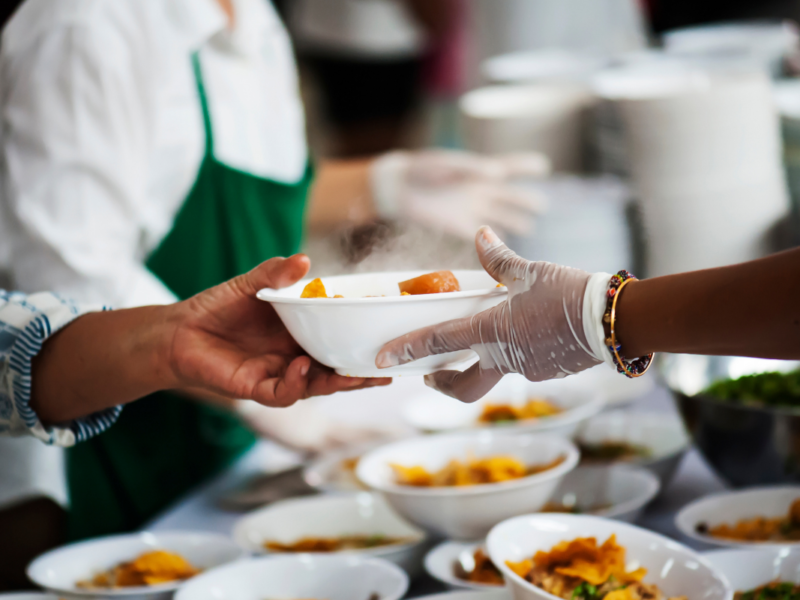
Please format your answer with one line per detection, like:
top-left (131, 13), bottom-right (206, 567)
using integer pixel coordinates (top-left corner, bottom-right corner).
top-left (256, 270), bottom-right (506, 377)
top-left (356, 432), bottom-right (579, 540)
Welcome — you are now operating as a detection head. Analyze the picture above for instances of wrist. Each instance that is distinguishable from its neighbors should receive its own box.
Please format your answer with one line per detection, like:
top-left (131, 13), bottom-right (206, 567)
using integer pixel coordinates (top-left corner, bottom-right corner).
top-left (582, 272), bottom-right (616, 368)
top-left (142, 304), bottom-right (184, 392)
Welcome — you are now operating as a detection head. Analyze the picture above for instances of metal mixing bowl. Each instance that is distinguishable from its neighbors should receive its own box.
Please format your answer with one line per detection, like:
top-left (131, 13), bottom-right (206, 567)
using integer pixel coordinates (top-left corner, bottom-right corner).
top-left (662, 354), bottom-right (800, 487)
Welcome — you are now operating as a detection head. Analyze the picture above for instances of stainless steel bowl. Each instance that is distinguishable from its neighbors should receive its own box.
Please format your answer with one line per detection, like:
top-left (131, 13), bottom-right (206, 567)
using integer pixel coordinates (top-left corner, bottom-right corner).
top-left (663, 354), bottom-right (800, 488)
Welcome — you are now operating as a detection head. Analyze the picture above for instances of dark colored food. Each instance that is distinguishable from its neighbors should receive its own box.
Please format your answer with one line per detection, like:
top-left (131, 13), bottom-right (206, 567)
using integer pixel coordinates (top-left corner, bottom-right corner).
top-left (703, 370), bottom-right (800, 408)
top-left (454, 548), bottom-right (504, 586)
top-left (736, 582), bottom-right (800, 600)
top-left (578, 442), bottom-right (651, 463)
top-left (696, 498), bottom-right (800, 542)
top-left (264, 535), bottom-right (408, 552)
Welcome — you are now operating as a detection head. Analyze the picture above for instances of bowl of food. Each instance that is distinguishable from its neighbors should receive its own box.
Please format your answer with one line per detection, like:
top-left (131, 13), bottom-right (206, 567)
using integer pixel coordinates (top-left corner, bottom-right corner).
top-left (257, 270), bottom-right (506, 378)
top-left (664, 354), bottom-right (800, 487)
top-left (27, 531), bottom-right (244, 600)
top-left (576, 410), bottom-right (690, 487)
top-left (402, 375), bottom-right (604, 437)
top-left (356, 432), bottom-right (579, 540)
top-left (303, 442), bottom-right (377, 493)
top-left (676, 486), bottom-right (800, 548)
top-left (487, 513), bottom-right (731, 600)
top-left (174, 554), bottom-right (407, 600)
top-left (232, 492), bottom-right (426, 574)
top-left (425, 542), bottom-right (505, 591)
top-left (704, 547), bottom-right (800, 598)
top-left (413, 591), bottom-right (510, 600)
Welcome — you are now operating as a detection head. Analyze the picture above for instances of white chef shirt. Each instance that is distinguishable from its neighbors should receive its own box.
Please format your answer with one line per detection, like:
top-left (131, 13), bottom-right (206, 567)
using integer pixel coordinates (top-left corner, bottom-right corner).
top-left (0, 0), bottom-right (308, 308)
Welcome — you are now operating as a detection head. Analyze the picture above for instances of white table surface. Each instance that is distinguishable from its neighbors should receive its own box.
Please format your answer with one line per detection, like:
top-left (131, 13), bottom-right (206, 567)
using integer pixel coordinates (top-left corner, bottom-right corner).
top-left (146, 374), bottom-right (729, 594)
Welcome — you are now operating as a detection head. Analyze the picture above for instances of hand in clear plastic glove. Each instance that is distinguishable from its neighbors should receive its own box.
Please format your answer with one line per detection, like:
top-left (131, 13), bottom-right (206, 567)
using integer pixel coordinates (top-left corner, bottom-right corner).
top-left (235, 399), bottom-right (406, 454)
top-left (375, 227), bottom-right (612, 402)
top-left (370, 150), bottom-right (550, 240)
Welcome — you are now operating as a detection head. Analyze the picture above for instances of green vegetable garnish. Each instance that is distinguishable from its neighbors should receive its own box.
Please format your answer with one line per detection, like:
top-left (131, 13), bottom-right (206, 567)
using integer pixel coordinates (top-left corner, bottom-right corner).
top-left (703, 369), bottom-right (800, 409)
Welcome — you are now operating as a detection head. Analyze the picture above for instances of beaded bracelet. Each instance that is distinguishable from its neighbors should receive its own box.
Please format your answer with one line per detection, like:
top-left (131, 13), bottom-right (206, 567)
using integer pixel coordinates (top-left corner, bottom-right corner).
top-left (603, 270), bottom-right (653, 378)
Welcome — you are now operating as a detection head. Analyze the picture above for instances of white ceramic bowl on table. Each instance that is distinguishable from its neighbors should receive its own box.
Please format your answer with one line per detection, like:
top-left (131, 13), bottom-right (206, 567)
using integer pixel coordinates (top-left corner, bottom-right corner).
top-left (705, 547), bottom-right (800, 592)
top-left (257, 270), bottom-right (506, 378)
top-left (174, 554), bottom-right (408, 600)
top-left (402, 375), bottom-right (604, 438)
top-left (414, 591), bottom-right (510, 600)
top-left (27, 531), bottom-right (244, 600)
top-left (487, 514), bottom-right (732, 600)
top-left (303, 442), bottom-right (376, 492)
top-left (577, 410), bottom-right (690, 487)
top-left (676, 486), bottom-right (800, 548)
top-left (356, 432), bottom-right (579, 540)
top-left (425, 542), bottom-right (500, 591)
top-left (232, 492), bottom-right (426, 574)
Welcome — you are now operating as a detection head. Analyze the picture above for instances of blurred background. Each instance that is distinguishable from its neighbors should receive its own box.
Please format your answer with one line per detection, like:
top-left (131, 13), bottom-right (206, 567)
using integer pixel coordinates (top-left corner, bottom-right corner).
top-left (268, 0), bottom-right (800, 282)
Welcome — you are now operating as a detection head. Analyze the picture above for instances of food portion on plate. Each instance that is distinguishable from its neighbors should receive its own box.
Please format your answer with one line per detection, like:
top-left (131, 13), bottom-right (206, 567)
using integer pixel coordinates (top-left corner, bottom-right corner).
top-left (735, 582), bottom-right (800, 600)
top-left (703, 369), bottom-right (800, 408)
top-left (391, 454), bottom-right (566, 487)
top-left (578, 441), bottom-right (652, 463)
top-left (264, 535), bottom-right (412, 553)
top-left (505, 535), bottom-right (686, 600)
top-left (696, 498), bottom-right (800, 542)
top-left (300, 270), bottom-right (461, 298)
top-left (76, 550), bottom-right (200, 589)
top-left (454, 548), bottom-right (504, 586)
top-left (478, 398), bottom-right (562, 424)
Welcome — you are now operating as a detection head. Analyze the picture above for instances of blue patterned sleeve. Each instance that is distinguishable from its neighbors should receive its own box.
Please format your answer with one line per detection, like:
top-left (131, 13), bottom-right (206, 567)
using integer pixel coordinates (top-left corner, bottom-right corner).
top-left (0, 290), bottom-right (122, 446)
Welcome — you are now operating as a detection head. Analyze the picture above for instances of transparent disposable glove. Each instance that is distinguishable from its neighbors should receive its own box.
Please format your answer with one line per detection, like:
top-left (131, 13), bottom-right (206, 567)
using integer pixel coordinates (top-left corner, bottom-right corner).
top-left (370, 150), bottom-right (550, 240)
top-left (376, 227), bottom-right (614, 401)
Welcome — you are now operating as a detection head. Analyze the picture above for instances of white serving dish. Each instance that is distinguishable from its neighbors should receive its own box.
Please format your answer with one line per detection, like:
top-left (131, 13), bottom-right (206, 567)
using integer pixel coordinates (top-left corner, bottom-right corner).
top-left (303, 442), bottom-right (376, 493)
top-left (232, 492), bottom-right (426, 574)
top-left (257, 270), bottom-right (506, 377)
top-left (704, 547), bottom-right (800, 591)
top-left (487, 514), bottom-right (732, 600)
top-left (356, 432), bottom-right (579, 540)
top-left (27, 531), bottom-right (244, 600)
top-left (402, 375), bottom-right (604, 437)
top-left (549, 464), bottom-right (660, 523)
top-left (174, 555), bottom-right (408, 600)
top-left (425, 542), bottom-right (501, 591)
top-left (577, 410), bottom-right (690, 487)
top-left (414, 591), bottom-right (510, 600)
top-left (676, 486), bottom-right (800, 548)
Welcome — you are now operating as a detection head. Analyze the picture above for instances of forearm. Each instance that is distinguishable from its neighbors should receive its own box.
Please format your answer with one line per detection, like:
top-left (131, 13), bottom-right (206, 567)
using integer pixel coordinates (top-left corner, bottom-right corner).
top-left (616, 247), bottom-right (800, 359)
top-left (29, 306), bottom-right (178, 424)
top-left (305, 158), bottom-right (377, 233)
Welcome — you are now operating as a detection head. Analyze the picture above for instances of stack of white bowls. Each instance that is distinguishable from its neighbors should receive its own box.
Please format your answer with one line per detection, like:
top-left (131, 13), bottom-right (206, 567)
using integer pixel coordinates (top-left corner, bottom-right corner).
top-left (593, 64), bottom-right (789, 277)
top-left (459, 83), bottom-right (594, 172)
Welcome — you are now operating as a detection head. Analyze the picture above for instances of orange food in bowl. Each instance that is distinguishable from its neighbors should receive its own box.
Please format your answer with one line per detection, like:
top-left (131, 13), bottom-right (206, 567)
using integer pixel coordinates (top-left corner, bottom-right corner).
top-left (301, 278), bottom-right (328, 298)
top-left (398, 271), bottom-right (460, 295)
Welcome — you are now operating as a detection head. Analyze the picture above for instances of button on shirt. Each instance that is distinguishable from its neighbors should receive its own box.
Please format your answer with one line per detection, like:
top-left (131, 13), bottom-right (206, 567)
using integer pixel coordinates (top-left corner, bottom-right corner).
top-left (0, 0), bottom-right (308, 308)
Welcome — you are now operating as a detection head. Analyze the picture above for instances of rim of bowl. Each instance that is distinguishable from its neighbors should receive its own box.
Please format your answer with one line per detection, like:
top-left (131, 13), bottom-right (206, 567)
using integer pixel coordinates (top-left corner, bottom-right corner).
top-left (675, 485), bottom-right (800, 548)
top-left (424, 541), bottom-right (503, 591)
top-left (174, 554), bottom-right (409, 600)
top-left (578, 411), bottom-right (691, 462)
top-left (357, 434), bottom-right (580, 497)
top-left (487, 513), bottom-right (728, 600)
top-left (577, 465), bottom-right (661, 518)
top-left (677, 390), bottom-right (800, 417)
top-left (27, 531), bottom-right (244, 597)
top-left (232, 493), bottom-right (427, 555)
top-left (256, 270), bottom-right (508, 306)
top-left (302, 442), bottom-right (381, 492)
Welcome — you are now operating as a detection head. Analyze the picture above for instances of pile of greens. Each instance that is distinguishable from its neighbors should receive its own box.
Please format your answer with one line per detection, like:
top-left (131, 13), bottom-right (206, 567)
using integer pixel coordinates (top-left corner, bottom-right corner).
top-left (703, 369), bottom-right (800, 408)
top-left (738, 582), bottom-right (800, 600)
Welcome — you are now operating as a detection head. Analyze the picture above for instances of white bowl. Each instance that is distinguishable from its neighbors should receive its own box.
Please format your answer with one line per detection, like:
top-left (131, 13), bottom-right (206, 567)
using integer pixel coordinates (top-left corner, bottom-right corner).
top-left (402, 375), bottom-right (605, 437)
top-left (356, 432), bottom-right (579, 540)
top-left (232, 492), bottom-right (426, 574)
top-left (257, 270), bottom-right (506, 377)
top-left (549, 464), bottom-right (660, 523)
top-left (27, 531), bottom-right (244, 600)
top-left (425, 542), bottom-right (501, 591)
top-left (676, 486), bottom-right (800, 548)
top-left (173, 554), bottom-right (408, 600)
top-left (704, 547), bottom-right (800, 591)
top-left (415, 590), bottom-right (510, 600)
top-left (487, 514), bottom-right (732, 600)
top-left (303, 442), bottom-right (376, 493)
top-left (577, 410), bottom-right (690, 487)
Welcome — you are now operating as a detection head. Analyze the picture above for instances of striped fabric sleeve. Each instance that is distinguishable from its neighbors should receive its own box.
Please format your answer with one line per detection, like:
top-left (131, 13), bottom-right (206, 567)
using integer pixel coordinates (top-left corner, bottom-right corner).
top-left (0, 290), bottom-right (121, 446)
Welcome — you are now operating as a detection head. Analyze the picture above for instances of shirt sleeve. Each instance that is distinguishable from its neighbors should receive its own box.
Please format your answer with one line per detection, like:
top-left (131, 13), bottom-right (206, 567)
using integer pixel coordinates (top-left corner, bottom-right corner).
top-left (0, 290), bottom-right (121, 447)
top-left (0, 22), bottom-right (178, 308)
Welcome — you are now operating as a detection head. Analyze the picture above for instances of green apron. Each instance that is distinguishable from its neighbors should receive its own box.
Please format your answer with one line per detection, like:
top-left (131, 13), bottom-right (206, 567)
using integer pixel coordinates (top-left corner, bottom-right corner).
top-left (66, 52), bottom-right (313, 540)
